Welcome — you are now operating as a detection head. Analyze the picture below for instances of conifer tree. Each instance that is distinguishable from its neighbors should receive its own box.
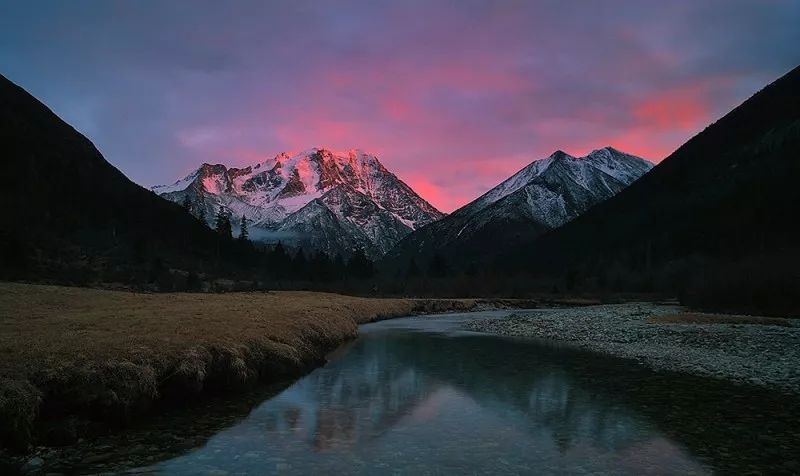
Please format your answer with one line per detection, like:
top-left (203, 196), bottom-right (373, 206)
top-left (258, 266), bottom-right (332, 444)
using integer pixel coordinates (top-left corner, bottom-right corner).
top-left (215, 207), bottom-right (232, 239)
top-left (239, 215), bottom-right (249, 242)
top-left (310, 251), bottom-right (334, 281)
top-left (270, 242), bottom-right (291, 279)
top-left (428, 252), bottom-right (449, 278)
top-left (347, 248), bottom-right (374, 279)
top-left (333, 254), bottom-right (346, 280)
top-left (407, 258), bottom-right (421, 277)
top-left (292, 248), bottom-right (308, 280)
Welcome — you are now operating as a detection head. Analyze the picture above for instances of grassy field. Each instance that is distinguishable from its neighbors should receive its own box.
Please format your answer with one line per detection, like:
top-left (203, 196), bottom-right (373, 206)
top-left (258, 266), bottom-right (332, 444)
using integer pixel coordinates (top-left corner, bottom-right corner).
top-left (0, 282), bottom-right (477, 450)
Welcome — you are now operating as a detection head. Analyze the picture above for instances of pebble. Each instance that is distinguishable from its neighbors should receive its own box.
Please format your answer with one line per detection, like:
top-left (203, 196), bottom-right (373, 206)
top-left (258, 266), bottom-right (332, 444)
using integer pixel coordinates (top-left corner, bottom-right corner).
top-left (80, 452), bottom-right (114, 464)
top-left (23, 456), bottom-right (44, 469)
top-left (465, 303), bottom-right (800, 394)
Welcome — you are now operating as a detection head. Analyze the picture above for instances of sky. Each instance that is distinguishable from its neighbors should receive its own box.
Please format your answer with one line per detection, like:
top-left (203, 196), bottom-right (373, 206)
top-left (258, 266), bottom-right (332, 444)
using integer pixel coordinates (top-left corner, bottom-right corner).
top-left (1, 1), bottom-right (798, 212)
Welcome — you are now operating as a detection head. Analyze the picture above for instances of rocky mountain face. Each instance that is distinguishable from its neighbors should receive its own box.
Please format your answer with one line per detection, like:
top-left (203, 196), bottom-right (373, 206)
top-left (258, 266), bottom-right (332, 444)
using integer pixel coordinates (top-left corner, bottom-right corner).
top-left (153, 148), bottom-right (444, 259)
top-left (381, 147), bottom-right (652, 270)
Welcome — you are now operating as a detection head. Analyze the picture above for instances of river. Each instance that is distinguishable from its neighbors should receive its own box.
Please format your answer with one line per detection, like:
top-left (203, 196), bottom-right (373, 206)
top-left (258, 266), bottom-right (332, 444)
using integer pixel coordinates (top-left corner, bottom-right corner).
top-left (25, 310), bottom-right (800, 474)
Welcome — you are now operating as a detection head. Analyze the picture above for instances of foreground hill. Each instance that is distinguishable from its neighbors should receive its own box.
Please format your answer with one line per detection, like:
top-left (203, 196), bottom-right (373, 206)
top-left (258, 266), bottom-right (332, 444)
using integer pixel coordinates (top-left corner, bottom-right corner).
top-left (382, 147), bottom-right (651, 272)
top-left (153, 148), bottom-right (444, 259)
top-left (505, 65), bottom-right (800, 315)
top-left (0, 73), bottom-right (253, 284)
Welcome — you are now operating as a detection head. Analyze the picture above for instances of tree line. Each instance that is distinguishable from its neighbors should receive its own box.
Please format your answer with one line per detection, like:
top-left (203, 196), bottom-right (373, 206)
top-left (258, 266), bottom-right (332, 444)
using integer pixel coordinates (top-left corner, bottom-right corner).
top-left (165, 196), bottom-right (376, 291)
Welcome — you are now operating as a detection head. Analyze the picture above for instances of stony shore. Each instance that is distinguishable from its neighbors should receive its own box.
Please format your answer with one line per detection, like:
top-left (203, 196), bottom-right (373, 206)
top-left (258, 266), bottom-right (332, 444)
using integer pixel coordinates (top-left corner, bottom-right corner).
top-left (464, 302), bottom-right (800, 394)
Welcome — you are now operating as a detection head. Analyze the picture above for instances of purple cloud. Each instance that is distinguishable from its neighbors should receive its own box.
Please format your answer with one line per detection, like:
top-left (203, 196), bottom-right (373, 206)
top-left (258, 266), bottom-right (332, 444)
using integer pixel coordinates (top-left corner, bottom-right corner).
top-left (1, 0), bottom-right (797, 211)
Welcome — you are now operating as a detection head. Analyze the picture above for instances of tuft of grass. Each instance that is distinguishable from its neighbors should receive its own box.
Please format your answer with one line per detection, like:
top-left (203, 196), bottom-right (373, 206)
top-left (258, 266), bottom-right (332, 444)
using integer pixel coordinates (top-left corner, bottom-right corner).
top-left (648, 312), bottom-right (794, 327)
top-left (0, 282), bottom-right (479, 450)
top-left (0, 378), bottom-right (41, 450)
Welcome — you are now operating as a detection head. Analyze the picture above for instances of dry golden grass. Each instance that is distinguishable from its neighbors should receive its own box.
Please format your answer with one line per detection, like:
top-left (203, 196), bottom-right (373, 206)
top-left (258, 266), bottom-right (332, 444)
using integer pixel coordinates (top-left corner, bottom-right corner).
top-left (0, 282), bottom-right (477, 449)
top-left (0, 283), bottom-right (413, 375)
top-left (648, 312), bottom-right (794, 327)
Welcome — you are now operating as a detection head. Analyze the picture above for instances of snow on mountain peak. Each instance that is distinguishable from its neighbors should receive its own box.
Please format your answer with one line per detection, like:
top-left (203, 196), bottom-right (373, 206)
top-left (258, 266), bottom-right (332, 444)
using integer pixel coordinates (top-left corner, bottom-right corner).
top-left (152, 148), bottom-right (444, 258)
top-left (452, 146), bottom-right (652, 220)
top-left (382, 145), bottom-right (653, 270)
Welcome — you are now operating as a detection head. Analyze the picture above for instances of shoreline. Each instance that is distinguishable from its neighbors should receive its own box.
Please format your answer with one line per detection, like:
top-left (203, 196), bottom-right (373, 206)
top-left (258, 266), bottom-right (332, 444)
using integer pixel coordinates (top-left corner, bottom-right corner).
top-left (0, 283), bottom-right (494, 453)
top-left (464, 302), bottom-right (800, 394)
top-left (8, 282), bottom-right (794, 460)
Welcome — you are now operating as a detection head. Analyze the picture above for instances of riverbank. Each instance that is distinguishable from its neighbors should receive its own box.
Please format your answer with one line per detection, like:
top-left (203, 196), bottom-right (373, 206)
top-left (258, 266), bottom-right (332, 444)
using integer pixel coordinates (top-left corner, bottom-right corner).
top-left (0, 282), bottom-right (485, 452)
top-left (465, 302), bottom-right (800, 394)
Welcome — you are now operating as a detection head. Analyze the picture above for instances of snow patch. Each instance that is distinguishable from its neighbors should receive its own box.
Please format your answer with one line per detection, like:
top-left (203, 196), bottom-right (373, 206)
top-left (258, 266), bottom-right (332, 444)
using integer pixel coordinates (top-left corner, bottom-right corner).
top-left (151, 147), bottom-right (444, 258)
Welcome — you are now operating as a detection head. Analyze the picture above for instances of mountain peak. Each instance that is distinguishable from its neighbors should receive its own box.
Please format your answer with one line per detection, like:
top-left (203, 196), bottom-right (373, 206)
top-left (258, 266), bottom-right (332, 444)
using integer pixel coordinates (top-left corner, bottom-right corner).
top-left (199, 163), bottom-right (227, 172)
top-left (446, 146), bottom-right (648, 222)
top-left (549, 149), bottom-right (574, 160)
top-left (306, 146), bottom-right (368, 158)
top-left (153, 147), bottom-right (443, 258)
top-left (588, 146), bottom-right (624, 157)
top-left (587, 146), bottom-right (653, 165)
top-left (382, 145), bottom-right (652, 271)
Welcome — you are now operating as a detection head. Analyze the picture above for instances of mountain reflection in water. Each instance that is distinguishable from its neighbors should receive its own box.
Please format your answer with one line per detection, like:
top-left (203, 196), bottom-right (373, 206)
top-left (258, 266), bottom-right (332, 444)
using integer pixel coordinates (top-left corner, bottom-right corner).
top-left (150, 314), bottom-right (716, 475)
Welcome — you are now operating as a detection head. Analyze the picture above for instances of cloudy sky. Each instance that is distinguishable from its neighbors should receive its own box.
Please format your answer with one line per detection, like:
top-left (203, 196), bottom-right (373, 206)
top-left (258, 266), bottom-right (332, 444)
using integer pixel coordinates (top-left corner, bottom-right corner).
top-left (1, 0), bottom-right (798, 211)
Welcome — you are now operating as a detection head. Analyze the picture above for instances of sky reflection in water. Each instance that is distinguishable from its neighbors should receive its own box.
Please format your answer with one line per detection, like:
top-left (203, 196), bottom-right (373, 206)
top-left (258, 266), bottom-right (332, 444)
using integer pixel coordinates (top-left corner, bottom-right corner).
top-left (151, 313), bottom-right (709, 475)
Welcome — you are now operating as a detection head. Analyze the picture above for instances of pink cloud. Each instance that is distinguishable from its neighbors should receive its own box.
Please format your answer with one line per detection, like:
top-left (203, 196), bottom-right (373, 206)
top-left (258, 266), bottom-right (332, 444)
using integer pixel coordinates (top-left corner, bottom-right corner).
top-left (9, 1), bottom-right (795, 216)
top-left (633, 85), bottom-right (711, 130)
top-left (143, 8), bottom-right (771, 213)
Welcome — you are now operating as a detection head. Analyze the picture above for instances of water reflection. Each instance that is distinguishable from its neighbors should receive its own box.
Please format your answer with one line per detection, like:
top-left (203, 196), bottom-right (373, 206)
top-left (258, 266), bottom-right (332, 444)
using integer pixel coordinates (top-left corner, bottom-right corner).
top-left (150, 322), bottom-right (711, 475)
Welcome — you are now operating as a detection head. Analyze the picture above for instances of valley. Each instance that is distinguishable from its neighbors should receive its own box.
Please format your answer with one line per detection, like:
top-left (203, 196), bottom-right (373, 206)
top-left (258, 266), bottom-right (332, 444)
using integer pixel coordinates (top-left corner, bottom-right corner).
top-left (4, 301), bottom-right (799, 475)
top-left (1, 3), bottom-right (799, 474)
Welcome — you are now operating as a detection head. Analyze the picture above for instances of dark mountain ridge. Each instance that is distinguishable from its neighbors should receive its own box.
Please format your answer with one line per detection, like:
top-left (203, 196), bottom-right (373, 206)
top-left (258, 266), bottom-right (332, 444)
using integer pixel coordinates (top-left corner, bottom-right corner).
top-left (0, 73), bottom-right (254, 284)
top-left (502, 65), bottom-right (800, 315)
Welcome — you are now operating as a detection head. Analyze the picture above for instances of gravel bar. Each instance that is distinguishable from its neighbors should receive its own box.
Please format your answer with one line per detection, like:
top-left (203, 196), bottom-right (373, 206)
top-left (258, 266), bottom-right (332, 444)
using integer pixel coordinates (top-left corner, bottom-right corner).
top-left (464, 303), bottom-right (800, 394)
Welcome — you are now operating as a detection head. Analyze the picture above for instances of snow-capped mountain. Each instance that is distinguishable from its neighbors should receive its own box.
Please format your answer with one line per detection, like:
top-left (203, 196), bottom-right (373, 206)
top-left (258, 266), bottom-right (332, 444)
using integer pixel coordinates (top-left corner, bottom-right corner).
top-left (153, 148), bottom-right (444, 259)
top-left (382, 147), bottom-right (653, 269)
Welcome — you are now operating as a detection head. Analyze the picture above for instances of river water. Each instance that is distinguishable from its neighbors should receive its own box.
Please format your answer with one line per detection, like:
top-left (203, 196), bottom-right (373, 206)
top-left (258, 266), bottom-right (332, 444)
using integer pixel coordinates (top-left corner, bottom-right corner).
top-left (23, 310), bottom-right (800, 474)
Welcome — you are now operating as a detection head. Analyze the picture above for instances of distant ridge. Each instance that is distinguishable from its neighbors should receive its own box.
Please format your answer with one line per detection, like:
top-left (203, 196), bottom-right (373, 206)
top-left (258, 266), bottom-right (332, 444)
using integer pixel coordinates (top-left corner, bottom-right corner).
top-left (504, 65), bottom-right (800, 315)
top-left (382, 146), bottom-right (652, 271)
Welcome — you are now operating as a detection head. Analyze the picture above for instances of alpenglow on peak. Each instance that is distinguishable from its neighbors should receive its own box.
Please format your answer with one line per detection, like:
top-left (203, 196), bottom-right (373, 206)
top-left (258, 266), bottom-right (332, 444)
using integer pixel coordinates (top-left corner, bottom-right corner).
top-left (153, 148), bottom-right (445, 259)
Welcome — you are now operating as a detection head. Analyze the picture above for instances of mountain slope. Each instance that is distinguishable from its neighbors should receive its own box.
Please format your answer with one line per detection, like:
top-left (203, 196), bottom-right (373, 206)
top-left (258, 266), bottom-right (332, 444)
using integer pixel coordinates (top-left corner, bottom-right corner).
top-left (382, 147), bottom-right (652, 271)
top-left (154, 148), bottom-right (444, 259)
top-left (504, 65), bottom-right (800, 315)
top-left (0, 73), bottom-right (250, 283)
